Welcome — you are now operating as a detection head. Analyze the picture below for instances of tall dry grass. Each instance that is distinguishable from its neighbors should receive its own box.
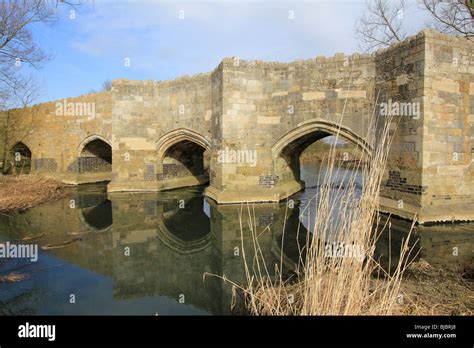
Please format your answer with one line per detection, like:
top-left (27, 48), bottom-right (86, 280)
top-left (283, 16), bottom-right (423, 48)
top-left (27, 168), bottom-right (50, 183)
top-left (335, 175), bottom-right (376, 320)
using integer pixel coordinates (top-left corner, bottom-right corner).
top-left (208, 111), bottom-right (420, 315)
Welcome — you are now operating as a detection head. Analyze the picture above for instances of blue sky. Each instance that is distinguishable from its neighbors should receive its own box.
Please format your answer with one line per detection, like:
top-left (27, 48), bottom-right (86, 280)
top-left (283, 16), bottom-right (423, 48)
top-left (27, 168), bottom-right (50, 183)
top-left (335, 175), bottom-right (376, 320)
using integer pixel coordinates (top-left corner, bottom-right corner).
top-left (26, 0), bottom-right (427, 103)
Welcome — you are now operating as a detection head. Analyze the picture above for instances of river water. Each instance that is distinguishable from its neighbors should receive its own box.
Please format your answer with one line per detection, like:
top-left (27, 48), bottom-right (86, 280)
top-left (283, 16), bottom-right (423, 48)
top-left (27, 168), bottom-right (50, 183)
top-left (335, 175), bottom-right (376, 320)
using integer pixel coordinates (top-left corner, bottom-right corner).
top-left (0, 164), bottom-right (472, 315)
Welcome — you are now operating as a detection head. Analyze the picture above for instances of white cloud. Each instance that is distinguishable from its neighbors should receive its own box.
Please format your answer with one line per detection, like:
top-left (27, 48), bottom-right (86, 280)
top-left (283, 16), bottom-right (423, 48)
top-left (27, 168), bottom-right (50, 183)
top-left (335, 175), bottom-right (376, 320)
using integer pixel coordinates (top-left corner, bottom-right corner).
top-left (65, 1), bottom-right (369, 75)
top-left (54, 0), bottom-right (429, 81)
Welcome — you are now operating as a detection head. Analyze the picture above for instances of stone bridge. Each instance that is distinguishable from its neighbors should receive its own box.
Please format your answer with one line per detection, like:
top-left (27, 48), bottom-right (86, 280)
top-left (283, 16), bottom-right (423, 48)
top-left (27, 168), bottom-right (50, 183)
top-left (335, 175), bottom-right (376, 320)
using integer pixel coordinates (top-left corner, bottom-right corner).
top-left (1, 30), bottom-right (473, 223)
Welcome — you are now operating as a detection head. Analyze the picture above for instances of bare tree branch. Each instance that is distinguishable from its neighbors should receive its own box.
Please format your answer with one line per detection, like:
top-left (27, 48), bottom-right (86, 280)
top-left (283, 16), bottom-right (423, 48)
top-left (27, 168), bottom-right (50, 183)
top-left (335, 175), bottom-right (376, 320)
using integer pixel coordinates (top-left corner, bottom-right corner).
top-left (0, 0), bottom-right (56, 107)
top-left (356, 0), bottom-right (473, 52)
top-left (102, 79), bottom-right (112, 92)
top-left (356, 0), bottom-right (407, 51)
top-left (421, 0), bottom-right (473, 38)
top-left (0, 0), bottom-right (88, 108)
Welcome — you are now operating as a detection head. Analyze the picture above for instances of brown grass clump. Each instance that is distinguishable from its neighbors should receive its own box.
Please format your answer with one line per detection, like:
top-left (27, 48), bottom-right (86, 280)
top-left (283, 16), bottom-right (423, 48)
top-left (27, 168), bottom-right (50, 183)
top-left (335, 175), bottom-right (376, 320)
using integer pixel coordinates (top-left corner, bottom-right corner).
top-left (0, 175), bottom-right (66, 213)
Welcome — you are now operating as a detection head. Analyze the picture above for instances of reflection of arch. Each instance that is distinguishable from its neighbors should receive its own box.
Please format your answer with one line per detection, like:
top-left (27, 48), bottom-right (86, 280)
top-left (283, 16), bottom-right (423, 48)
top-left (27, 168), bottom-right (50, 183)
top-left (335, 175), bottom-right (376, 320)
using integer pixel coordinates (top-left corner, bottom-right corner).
top-left (79, 199), bottom-right (113, 232)
top-left (271, 118), bottom-right (372, 158)
top-left (156, 128), bottom-right (211, 160)
top-left (9, 141), bottom-right (32, 174)
top-left (157, 221), bottom-right (211, 254)
top-left (270, 202), bottom-right (310, 272)
top-left (157, 196), bottom-right (211, 254)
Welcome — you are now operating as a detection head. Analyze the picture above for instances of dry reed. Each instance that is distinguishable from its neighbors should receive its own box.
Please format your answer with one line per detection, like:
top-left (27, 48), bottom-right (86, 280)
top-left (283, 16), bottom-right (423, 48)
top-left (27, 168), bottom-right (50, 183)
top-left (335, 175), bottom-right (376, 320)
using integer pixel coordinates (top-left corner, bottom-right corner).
top-left (206, 107), bottom-right (426, 315)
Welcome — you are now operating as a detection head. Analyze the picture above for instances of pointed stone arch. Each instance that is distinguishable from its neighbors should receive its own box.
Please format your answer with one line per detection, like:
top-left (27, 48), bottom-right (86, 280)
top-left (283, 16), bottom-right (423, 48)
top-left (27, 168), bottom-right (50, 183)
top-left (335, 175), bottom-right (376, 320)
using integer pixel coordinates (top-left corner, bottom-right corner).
top-left (68, 134), bottom-right (112, 175)
top-left (271, 118), bottom-right (372, 159)
top-left (155, 128), bottom-right (211, 189)
top-left (77, 134), bottom-right (112, 155)
top-left (156, 128), bottom-right (211, 160)
top-left (9, 141), bottom-right (32, 174)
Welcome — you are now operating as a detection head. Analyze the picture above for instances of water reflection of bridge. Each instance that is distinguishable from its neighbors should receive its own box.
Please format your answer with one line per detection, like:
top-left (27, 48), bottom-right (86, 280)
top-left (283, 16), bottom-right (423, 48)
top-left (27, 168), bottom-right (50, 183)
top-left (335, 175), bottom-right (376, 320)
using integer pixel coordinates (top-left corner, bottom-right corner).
top-left (0, 187), bottom-right (305, 314)
top-left (107, 189), bottom-right (305, 314)
top-left (0, 186), bottom-right (471, 315)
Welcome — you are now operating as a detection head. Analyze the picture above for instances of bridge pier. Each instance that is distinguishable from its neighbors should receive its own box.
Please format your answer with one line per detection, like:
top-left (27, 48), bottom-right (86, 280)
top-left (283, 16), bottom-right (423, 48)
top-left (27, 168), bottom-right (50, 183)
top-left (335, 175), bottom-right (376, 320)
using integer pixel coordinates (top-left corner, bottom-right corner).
top-left (376, 31), bottom-right (474, 223)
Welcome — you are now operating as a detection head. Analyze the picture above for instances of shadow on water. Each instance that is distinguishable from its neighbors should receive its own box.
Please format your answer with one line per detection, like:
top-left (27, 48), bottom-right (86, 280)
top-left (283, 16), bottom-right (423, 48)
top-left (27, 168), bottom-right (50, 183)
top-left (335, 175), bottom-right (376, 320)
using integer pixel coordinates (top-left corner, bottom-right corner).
top-left (0, 164), bottom-right (472, 315)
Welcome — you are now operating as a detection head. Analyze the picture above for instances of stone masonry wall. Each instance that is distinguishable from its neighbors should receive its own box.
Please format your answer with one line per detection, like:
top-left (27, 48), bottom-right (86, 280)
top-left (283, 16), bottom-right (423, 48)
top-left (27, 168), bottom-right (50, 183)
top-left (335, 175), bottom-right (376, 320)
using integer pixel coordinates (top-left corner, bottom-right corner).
top-left (421, 31), bottom-right (474, 221)
top-left (376, 32), bottom-right (427, 211)
top-left (109, 73), bottom-right (213, 191)
top-left (206, 53), bottom-right (375, 202)
top-left (0, 92), bottom-right (112, 183)
top-left (377, 30), bottom-right (474, 222)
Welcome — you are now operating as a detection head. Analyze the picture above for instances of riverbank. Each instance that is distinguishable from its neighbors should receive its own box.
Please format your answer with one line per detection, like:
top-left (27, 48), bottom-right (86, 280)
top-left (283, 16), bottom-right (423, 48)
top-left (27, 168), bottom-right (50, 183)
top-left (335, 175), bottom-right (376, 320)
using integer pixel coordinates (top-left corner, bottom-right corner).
top-left (0, 175), bottom-right (66, 213)
top-left (230, 258), bottom-right (473, 315)
top-left (300, 142), bottom-right (367, 168)
top-left (397, 259), bottom-right (473, 315)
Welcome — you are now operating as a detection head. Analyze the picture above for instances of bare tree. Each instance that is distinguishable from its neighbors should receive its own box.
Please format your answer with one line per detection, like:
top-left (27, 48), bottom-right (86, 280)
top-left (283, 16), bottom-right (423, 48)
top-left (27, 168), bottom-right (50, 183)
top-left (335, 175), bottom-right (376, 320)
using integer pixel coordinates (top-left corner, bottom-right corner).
top-left (0, 0), bottom-right (88, 108)
top-left (102, 79), bottom-right (112, 91)
top-left (421, 0), bottom-right (473, 37)
top-left (356, 0), bottom-right (407, 51)
top-left (0, 0), bottom-right (56, 108)
top-left (356, 0), bottom-right (473, 51)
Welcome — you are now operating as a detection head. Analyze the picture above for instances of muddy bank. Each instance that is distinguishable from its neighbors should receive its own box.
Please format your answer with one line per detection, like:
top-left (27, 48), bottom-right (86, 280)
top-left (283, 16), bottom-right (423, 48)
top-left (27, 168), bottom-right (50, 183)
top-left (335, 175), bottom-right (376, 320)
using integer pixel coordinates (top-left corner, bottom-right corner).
top-left (0, 175), bottom-right (67, 213)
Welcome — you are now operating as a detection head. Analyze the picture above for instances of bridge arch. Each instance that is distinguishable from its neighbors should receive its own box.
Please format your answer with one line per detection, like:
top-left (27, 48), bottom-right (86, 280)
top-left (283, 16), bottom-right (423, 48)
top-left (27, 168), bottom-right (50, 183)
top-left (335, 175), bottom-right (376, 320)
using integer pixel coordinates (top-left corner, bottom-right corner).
top-left (77, 134), bottom-right (112, 155)
top-left (271, 118), bottom-right (372, 187)
top-left (75, 134), bottom-right (112, 174)
top-left (9, 141), bottom-right (32, 174)
top-left (156, 128), bottom-right (211, 160)
top-left (271, 118), bottom-right (372, 159)
top-left (156, 128), bottom-right (211, 186)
